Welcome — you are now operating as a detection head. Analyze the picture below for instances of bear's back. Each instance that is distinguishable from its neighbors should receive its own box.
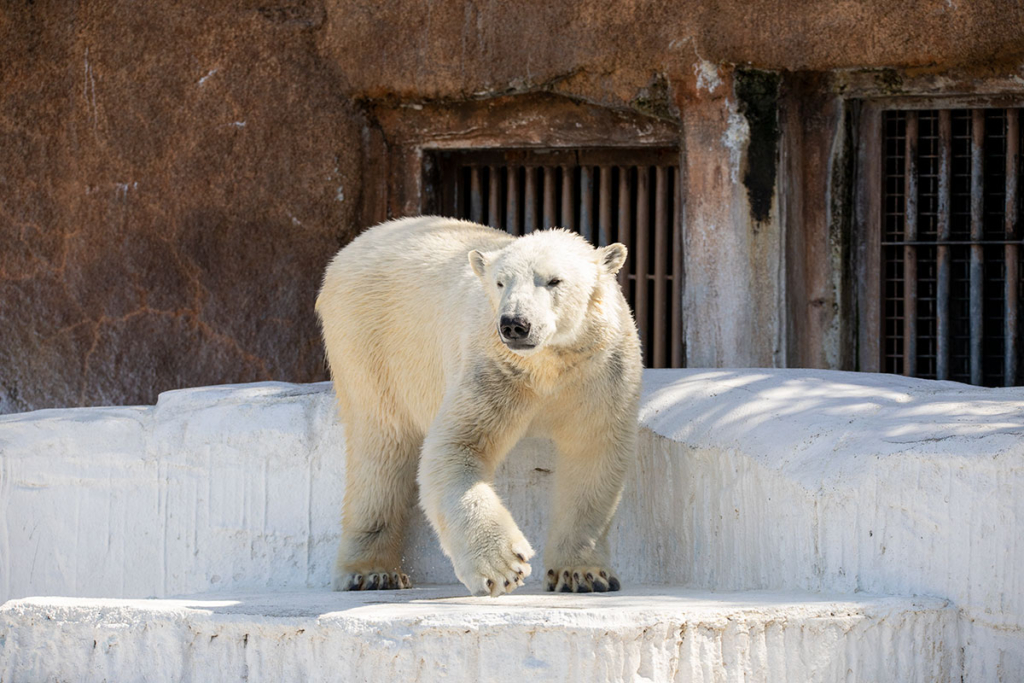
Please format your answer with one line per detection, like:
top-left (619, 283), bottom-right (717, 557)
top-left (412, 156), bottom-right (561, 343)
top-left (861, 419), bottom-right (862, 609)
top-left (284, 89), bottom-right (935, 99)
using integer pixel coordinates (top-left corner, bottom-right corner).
top-left (316, 217), bottom-right (513, 429)
top-left (332, 216), bottom-right (512, 278)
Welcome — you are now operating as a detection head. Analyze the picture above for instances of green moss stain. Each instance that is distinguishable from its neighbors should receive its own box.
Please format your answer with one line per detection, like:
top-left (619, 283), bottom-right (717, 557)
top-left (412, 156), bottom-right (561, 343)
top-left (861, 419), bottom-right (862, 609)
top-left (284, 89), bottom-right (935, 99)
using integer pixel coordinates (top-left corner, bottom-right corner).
top-left (735, 69), bottom-right (781, 224)
top-left (874, 69), bottom-right (904, 95)
top-left (632, 74), bottom-right (674, 120)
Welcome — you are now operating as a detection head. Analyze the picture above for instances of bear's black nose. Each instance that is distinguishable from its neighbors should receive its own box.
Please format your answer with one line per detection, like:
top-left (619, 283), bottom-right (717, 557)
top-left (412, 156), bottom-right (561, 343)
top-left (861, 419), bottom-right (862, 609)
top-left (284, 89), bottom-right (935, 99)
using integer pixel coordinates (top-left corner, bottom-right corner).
top-left (499, 315), bottom-right (531, 341)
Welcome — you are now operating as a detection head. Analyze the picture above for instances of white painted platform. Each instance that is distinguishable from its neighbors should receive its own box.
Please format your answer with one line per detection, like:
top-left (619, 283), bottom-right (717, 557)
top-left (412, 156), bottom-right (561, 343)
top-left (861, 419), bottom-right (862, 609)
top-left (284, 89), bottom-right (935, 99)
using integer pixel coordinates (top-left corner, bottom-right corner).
top-left (0, 587), bottom-right (955, 683)
top-left (2, 369), bottom-right (1023, 679)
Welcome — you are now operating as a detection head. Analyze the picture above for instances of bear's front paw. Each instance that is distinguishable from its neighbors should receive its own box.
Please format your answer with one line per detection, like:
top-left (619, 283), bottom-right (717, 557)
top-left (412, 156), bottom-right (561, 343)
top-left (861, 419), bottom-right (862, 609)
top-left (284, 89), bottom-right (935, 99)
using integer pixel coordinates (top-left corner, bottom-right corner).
top-left (333, 569), bottom-right (412, 591)
top-left (545, 567), bottom-right (620, 593)
top-left (453, 529), bottom-right (535, 597)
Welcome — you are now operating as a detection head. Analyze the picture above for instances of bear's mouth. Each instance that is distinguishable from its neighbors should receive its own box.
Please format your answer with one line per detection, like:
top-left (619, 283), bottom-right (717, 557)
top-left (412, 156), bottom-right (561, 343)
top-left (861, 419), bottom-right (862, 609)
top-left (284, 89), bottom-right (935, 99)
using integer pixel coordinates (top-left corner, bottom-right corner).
top-left (503, 341), bottom-right (537, 351)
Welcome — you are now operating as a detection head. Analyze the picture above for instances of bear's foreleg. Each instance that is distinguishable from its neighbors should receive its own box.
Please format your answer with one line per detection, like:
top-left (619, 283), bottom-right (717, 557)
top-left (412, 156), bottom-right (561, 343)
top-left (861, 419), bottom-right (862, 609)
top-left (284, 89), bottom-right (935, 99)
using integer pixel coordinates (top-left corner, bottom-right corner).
top-left (544, 411), bottom-right (637, 593)
top-left (418, 382), bottom-right (536, 597)
top-left (333, 417), bottom-right (420, 591)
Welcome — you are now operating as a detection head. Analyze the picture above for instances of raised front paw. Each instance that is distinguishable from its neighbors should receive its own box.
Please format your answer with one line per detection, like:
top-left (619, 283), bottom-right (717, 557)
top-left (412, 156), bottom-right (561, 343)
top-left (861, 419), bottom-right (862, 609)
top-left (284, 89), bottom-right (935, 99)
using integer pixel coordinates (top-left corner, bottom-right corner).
top-left (333, 569), bottom-right (412, 591)
top-left (452, 528), bottom-right (535, 597)
top-left (545, 566), bottom-right (620, 593)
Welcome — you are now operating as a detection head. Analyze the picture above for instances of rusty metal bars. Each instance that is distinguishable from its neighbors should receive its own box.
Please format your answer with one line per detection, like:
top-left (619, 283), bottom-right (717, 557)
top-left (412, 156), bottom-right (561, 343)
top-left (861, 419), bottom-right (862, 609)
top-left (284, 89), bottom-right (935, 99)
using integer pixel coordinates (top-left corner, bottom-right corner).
top-left (671, 169), bottom-right (683, 368)
top-left (506, 166), bottom-right (520, 236)
top-left (523, 167), bottom-right (538, 234)
top-left (488, 166), bottom-right (501, 229)
top-left (617, 167), bottom-right (632, 292)
top-left (936, 111), bottom-right (952, 380)
top-left (469, 166), bottom-right (483, 224)
top-left (542, 167), bottom-right (557, 230)
top-left (434, 150), bottom-right (682, 368)
top-left (653, 166), bottom-right (669, 368)
top-left (969, 109), bottom-right (985, 385)
top-left (598, 166), bottom-right (612, 247)
top-left (579, 166), bottom-right (594, 243)
top-left (903, 112), bottom-right (919, 377)
top-left (882, 107), bottom-right (1024, 386)
top-left (635, 166), bottom-right (650, 361)
top-left (1007, 109), bottom-right (1020, 386)
top-left (560, 166), bottom-right (574, 231)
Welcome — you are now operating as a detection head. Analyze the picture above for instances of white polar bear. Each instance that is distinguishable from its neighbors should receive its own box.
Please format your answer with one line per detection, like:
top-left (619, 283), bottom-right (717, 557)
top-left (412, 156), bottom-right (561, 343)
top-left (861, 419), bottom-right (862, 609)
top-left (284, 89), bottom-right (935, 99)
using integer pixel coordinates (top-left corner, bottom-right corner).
top-left (316, 216), bottom-right (642, 596)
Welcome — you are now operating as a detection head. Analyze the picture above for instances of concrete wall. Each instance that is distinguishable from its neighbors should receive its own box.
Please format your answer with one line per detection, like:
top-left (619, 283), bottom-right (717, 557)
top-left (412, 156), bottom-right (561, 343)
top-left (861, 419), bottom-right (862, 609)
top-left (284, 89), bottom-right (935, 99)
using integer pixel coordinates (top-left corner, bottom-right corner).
top-left (4, 1), bottom-right (1024, 413)
top-left (1, 370), bottom-right (1022, 678)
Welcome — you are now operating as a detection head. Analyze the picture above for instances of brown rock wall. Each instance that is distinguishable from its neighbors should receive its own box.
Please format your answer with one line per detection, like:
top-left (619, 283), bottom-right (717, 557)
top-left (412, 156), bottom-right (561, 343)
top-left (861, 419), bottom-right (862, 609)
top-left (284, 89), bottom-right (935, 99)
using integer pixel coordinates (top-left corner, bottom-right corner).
top-left (3, 0), bottom-right (1024, 412)
top-left (1, 1), bottom-right (362, 412)
top-left (320, 0), bottom-right (1024, 100)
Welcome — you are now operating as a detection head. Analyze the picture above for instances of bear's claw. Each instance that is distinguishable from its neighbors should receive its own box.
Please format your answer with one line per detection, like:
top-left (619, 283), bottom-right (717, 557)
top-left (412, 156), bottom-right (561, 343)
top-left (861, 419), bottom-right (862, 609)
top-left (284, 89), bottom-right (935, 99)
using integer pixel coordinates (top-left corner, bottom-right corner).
top-left (455, 527), bottom-right (534, 597)
top-left (336, 570), bottom-right (412, 591)
top-left (469, 548), bottom-right (532, 597)
top-left (546, 566), bottom-right (620, 593)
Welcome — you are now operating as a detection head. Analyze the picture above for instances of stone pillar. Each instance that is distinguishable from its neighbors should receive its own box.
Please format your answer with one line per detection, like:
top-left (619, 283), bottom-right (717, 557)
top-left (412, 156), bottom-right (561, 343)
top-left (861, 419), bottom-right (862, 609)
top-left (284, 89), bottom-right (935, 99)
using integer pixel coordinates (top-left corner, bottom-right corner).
top-left (676, 66), bottom-right (784, 368)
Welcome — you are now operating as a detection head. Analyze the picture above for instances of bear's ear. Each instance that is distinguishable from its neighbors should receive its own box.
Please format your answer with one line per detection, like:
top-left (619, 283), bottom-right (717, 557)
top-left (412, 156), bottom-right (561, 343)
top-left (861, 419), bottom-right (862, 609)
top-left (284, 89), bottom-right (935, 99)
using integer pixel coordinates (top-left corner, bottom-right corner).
top-left (598, 243), bottom-right (628, 275)
top-left (468, 249), bottom-right (490, 277)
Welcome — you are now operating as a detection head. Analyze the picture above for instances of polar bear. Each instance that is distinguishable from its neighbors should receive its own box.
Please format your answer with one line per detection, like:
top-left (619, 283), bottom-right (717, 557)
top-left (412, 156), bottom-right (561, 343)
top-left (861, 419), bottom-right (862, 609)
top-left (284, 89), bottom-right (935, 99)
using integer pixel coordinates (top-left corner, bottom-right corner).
top-left (316, 216), bottom-right (641, 596)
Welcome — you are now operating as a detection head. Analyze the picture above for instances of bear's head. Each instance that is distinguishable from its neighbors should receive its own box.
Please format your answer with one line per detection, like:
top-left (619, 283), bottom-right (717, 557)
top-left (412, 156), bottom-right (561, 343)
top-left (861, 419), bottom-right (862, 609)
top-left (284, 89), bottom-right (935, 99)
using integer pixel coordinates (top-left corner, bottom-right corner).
top-left (468, 229), bottom-right (627, 356)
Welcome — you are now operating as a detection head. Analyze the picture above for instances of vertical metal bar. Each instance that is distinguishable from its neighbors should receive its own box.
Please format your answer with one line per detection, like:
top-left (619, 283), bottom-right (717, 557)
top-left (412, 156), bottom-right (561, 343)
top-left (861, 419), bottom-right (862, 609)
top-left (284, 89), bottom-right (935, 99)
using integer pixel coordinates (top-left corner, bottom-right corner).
top-left (936, 110), bottom-right (952, 381)
top-left (1006, 108), bottom-right (1020, 386)
top-left (452, 165), bottom-right (462, 219)
top-left (439, 160), bottom-right (457, 219)
top-left (507, 166), bottom-right (520, 236)
top-left (636, 166), bottom-right (650, 365)
top-left (860, 105), bottom-right (884, 373)
top-left (524, 166), bottom-right (537, 234)
top-left (488, 165), bottom-right (501, 229)
top-left (653, 166), bottom-right (668, 368)
top-left (542, 166), bottom-right (557, 230)
top-left (617, 167), bottom-right (631, 291)
top-left (903, 112), bottom-right (919, 377)
top-left (580, 166), bottom-right (594, 242)
top-left (970, 109), bottom-right (985, 385)
top-left (671, 167), bottom-right (683, 368)
top-left (560, 165), bottom-right (574, 231)
top-left (469, 166), bottom-right (483, 224)
top-left (598, 166), bottom-right (612, 247)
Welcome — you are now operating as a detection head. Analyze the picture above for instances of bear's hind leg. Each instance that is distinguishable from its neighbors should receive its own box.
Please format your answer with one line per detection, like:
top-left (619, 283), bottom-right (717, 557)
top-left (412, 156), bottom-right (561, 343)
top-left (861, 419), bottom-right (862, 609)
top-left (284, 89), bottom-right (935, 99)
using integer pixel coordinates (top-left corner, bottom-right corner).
top-left (334, 417), bottom-right (421, 591)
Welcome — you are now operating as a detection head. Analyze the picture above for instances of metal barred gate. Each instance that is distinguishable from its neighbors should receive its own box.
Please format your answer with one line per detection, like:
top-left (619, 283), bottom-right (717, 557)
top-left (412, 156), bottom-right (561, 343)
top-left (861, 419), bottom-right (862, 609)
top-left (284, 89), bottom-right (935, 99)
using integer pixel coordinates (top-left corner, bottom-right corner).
top-left (426, 148), bottom-right (683, 369)
top-left (881, 108), bottom-right (1022, 386)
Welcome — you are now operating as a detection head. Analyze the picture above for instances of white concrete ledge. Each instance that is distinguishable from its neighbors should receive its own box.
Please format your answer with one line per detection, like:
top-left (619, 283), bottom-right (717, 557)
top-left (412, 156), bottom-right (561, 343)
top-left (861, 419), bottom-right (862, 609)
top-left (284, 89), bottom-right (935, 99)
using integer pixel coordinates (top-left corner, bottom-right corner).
top-left (617, 370), bottom-right (1024, 680)
top-left (2, 369), bottom-right (1022, 679)
top-left (0, 588), bottom-right (955, 683)
top-left (0, 382), bottom-right (346, 601)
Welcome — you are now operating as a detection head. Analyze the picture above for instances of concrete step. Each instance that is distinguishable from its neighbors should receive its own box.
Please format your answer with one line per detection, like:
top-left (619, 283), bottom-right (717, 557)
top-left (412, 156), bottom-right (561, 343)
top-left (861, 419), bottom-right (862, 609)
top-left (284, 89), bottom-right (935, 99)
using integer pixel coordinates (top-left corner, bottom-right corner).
top-left (3, 369), bottom-right (1022, 679)
top-left (1, 587), bottom-right (955, 683)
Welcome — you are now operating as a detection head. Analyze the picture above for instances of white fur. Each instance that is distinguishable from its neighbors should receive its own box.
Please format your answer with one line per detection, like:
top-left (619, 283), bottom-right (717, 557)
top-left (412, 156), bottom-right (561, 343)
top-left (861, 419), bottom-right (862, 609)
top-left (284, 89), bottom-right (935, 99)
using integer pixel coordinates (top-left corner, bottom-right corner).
top-left (316, 216), bottom-right (642, 596)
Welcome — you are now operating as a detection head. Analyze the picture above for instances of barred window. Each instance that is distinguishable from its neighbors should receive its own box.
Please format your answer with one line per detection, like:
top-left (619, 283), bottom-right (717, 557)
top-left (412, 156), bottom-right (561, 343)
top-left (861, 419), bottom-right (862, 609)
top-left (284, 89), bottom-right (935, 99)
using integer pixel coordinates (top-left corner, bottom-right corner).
top-left (880, 108), bottom-right (1022, 386)
top-left (425, 148), bottom-right (683, 369)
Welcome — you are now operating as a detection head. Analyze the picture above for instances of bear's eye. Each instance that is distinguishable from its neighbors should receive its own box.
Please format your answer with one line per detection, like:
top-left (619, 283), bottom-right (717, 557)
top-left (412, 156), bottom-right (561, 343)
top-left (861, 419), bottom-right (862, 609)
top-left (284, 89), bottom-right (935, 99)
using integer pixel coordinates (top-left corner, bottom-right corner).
top-left (496, 281), bottom-right (504, 288)
top-left (547, 278), bottom-right (561, 287)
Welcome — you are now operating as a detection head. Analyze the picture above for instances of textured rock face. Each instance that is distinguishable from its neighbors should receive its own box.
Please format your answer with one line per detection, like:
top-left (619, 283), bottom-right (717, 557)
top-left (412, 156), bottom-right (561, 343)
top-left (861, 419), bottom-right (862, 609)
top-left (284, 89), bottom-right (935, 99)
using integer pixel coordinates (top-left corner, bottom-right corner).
top-left (318, 0), bottom-right (1024, 101)
top-left (3, 1), bottom-right (1024, 413)
top-left (0, 2), bottom-right (362, 412)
